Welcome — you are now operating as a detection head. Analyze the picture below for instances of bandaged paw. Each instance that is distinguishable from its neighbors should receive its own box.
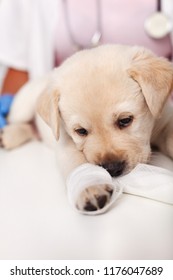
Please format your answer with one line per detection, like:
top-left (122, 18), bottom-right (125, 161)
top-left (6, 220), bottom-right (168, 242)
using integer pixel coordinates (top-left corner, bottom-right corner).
top-left (67, 162), bottom-right (173, 215)
top-left (66, 163), bottom-right (123, 215)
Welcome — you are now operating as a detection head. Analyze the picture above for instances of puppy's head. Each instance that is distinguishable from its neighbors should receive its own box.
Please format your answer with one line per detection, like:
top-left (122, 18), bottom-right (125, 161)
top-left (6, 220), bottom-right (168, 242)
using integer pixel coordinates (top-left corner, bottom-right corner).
top-left (37, 45), bottom-right (173, 176)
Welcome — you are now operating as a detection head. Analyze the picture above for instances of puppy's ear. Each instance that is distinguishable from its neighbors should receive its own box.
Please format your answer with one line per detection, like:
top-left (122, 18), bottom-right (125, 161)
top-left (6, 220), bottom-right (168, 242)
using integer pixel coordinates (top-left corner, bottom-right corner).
top-left (37, 88), bottom-right (60, 140)
top-left (128, 48), bottom-right (173, 117)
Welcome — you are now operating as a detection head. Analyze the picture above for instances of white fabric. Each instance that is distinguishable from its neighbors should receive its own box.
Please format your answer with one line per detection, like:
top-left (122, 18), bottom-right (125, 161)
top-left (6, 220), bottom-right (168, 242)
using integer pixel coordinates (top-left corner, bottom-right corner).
top-left (0, 141), bottom-right (173, 259)
top-left (116, 164), bottom-right (173, 205)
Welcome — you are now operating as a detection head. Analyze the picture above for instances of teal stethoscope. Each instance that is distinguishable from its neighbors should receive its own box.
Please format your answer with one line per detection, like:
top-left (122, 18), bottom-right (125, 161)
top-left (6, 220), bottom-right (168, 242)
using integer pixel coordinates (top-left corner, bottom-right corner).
top-left (145, 0), bottom-right (172, 39)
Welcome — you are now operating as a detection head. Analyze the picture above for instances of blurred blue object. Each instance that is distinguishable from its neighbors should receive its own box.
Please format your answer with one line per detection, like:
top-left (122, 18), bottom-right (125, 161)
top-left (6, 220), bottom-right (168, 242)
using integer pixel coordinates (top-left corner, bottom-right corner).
top-left (0, 114), bottom-right (7, 128)
top-left (0, 94), bottom-right (14, 129)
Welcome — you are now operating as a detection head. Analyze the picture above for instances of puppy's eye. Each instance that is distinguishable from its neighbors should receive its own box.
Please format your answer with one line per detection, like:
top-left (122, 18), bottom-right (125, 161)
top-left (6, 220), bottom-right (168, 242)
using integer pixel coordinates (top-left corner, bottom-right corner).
top-left (75, 128), bottom-right (88, 136)
top-left (117, 116), bottom-right (133, 129)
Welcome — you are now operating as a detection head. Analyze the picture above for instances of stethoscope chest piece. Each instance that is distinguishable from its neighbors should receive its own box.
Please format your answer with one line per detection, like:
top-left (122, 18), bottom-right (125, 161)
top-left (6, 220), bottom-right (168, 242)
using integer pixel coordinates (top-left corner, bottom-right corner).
top-left (144, 11), bottom-right (172, 39)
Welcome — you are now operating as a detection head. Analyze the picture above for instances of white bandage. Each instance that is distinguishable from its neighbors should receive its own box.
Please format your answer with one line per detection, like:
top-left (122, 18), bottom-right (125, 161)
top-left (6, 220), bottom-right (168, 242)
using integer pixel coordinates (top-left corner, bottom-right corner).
top-left (67, 163), bottom-right (173, 215)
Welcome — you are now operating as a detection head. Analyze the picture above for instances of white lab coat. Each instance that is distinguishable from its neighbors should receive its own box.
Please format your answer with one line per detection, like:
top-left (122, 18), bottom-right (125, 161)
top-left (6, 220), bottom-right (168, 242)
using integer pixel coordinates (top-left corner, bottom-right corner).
top-left (0, 0), bottom-right (60, 78)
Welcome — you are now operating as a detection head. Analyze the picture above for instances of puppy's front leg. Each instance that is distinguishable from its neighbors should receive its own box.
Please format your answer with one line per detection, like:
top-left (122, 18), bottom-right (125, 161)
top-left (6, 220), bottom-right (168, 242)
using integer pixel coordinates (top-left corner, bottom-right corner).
top-left (56, 136), bottom-right (113, 212)
top-left (55, 136), bottom-right (87, 179)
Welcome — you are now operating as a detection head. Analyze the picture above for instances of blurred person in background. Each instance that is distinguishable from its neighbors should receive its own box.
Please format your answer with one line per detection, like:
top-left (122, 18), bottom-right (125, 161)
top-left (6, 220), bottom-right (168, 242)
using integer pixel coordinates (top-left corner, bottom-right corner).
top-left (0, 0), bottom-right (173, 127)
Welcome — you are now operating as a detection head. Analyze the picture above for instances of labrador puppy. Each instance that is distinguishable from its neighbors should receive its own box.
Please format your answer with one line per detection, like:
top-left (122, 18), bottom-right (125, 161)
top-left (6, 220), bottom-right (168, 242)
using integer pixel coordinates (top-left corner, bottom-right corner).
top-left (1, 45), bottom-right (173, 211)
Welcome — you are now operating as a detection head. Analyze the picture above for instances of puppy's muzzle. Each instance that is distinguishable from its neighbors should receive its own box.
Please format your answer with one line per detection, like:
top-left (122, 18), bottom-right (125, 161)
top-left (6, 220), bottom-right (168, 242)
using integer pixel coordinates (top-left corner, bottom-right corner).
top-left (100, 160), bottom-right (126, 177)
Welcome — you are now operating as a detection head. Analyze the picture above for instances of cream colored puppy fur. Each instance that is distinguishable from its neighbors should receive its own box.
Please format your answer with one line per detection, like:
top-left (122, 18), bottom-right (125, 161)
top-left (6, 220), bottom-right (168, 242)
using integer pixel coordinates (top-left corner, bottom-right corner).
top-left (1, 45), bottom-right (173, 211)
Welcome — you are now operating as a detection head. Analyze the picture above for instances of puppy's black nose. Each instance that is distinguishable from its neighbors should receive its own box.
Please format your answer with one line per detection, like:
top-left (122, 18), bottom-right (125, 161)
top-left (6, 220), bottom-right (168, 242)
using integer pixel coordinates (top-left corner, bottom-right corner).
top-left (101, 161), bottom-right (125, 177)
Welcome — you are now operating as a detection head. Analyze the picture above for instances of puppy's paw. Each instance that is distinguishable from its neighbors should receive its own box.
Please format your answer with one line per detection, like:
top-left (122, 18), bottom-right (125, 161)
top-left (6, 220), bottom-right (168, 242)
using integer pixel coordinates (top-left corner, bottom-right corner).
top-left (76, 184), bottom-right (113, 212)
top-left (0, 123), bottom-right (36, 150)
